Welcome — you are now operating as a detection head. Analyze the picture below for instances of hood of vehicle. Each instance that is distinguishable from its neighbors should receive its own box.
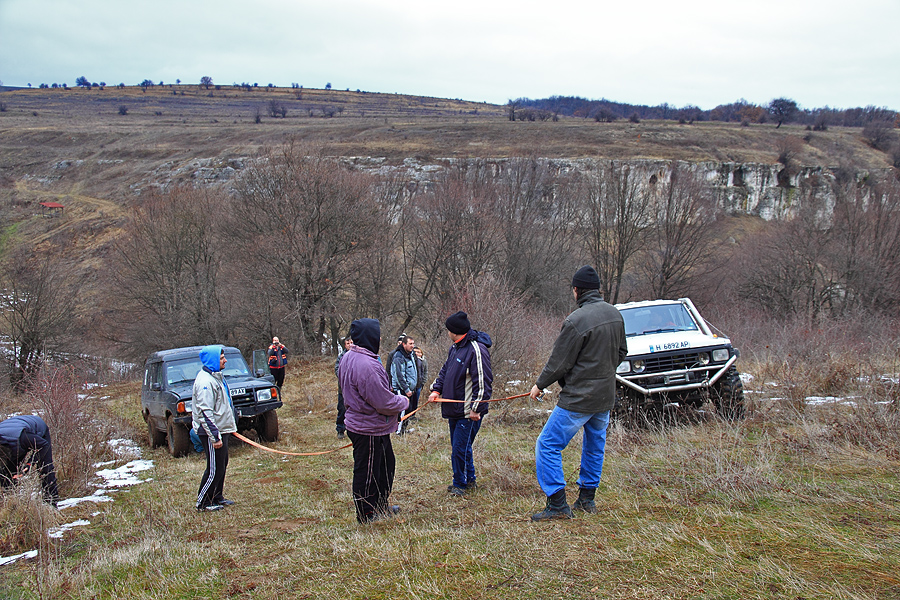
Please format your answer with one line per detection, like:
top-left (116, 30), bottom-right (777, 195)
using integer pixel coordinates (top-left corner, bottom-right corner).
top-left (222, 374), bottom-right (274, 391)
top-left (626, 330), bottom-right (731, 357)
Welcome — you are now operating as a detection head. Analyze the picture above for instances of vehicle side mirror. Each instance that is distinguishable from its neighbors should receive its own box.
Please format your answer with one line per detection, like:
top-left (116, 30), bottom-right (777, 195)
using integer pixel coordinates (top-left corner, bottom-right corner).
top-left (151, 383), bottom-right (161, 391)
top-left (255, 370), bottom-right (264, 378)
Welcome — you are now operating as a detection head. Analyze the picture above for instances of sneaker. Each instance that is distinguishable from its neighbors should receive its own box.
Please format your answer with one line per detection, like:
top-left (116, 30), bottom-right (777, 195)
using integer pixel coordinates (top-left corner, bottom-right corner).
top-left (197, 504), bottom-right (224, 512)
top-left (337, 431), bottom-right (345, 439)
top-left (216, 498), bottom-right (235, 506)
top-left (447, 485), bottom-right (467, 496)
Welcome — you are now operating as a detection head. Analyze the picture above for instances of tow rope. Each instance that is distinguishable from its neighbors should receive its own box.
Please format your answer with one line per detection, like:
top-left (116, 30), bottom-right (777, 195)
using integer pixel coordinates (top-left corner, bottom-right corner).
top-left (231, 431), bottom-right (352, 456)
top-left (234, 391), bottom-right (536, 456)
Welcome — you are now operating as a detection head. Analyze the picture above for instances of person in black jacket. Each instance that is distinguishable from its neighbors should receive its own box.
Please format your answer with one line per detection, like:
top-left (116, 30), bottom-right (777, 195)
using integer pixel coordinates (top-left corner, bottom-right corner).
top-left (429, 311), bottom-right (492, 496)
top-left (0, 415), bottom-right (59, 506)
top-left (528, 266), bottom-right (627, 520)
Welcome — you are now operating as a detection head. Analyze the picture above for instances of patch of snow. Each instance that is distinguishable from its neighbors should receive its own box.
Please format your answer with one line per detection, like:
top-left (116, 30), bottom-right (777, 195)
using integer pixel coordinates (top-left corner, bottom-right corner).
top-left (48, 519), bottom-right (90, 539)
top-left (56, 489), bottom-right (114, 510)
top-left (95, 459), bottom-right (154, 487)
top-left (0, 550), bottom-right (38, 566)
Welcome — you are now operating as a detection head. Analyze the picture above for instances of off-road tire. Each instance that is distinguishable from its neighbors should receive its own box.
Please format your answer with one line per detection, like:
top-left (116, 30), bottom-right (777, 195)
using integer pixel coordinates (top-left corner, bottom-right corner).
top-left (712, 366), bottom-right (745, 420)
top-left (257, 409), bottom-right (279, 442)
top-left (146, 415), bottom-right (166, 448)
top-left (167, 415), bottom-right (191, 457)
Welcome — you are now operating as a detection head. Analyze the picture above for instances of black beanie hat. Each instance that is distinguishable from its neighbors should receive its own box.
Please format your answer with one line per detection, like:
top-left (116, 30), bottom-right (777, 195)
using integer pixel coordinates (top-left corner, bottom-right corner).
top-left (572, 265), bottom-right (601, 289)
top-left (445, 311), bottom-right (471, 335)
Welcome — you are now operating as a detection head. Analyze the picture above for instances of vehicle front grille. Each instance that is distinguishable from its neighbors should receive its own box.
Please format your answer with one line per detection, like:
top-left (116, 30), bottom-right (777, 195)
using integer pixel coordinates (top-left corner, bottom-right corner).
top-left (230, 392), bottom-right (255, 407)
top-left (642, 352), bottom-right (707, 374)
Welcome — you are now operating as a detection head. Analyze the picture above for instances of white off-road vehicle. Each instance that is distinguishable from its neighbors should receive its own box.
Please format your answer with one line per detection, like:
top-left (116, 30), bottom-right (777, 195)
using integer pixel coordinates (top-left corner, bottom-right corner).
top-left (614, 298), bottom-right (744, 421)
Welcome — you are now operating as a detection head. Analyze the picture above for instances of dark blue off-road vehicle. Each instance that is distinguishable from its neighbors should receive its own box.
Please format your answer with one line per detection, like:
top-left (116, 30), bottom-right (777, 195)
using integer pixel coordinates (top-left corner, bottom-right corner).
top-left (141, 346), bottom-right (282, 457)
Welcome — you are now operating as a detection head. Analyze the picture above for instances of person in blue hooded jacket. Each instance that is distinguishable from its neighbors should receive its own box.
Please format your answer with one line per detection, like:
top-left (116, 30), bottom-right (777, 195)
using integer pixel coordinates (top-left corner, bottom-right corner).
top-left (192, 345), bottom-right (238, 512)
top-left (428, 311), bottom-right (493, 496)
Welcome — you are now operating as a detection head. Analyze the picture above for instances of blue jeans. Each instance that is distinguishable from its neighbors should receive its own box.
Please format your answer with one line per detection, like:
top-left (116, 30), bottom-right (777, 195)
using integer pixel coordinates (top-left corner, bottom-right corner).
top-left (448, 417), bottom-right (482, 488)
top-left (535, 406), bottom-right (609, 497)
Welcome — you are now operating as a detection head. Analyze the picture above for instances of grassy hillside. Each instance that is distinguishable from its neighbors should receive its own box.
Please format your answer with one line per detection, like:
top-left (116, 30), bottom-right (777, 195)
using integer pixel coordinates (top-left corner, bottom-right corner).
top-left (1, 359), bottom-right (898, 599)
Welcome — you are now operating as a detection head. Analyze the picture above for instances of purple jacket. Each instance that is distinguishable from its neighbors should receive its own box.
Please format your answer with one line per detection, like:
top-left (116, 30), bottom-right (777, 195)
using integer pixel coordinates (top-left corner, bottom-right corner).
top-left (339, 345), bottom-right (408, 436)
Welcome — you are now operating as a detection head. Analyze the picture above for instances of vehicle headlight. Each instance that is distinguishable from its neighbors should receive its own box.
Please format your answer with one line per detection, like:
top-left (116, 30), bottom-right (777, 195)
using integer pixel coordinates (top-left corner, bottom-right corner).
top-left (256, 388), bottom-right (272, 401)
top-left (632, 359), bottom-right (645, 373)
top-left (698, 353), bottom-right (710, 365)
top-left (616, 361), bottom-right (630, 374)
top-left (712, 348), bottom-right (730, 362)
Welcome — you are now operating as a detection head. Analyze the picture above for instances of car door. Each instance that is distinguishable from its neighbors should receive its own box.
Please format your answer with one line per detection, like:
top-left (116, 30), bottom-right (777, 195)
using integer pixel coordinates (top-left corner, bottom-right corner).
top-left (252, 349), bottom-right (276, 383)
top-left (146, 360), bottom-right (165, 418)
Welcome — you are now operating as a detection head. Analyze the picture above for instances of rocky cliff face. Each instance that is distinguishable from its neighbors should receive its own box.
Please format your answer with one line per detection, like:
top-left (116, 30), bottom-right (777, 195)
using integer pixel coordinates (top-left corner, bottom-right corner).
top-left (52, 152), bottom-right (886, 222)
top-left (339, 157), bottom-right (887, 221)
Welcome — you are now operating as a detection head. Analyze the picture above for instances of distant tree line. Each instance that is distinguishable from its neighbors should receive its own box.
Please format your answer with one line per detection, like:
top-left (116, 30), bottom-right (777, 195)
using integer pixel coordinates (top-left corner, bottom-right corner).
top-left (513, 96), bottom-right (898, 129)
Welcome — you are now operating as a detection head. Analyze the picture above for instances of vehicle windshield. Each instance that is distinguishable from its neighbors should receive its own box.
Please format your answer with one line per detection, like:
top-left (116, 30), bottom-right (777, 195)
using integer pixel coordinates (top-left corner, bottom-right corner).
top-left (164, 352), bottom-right (251, 386)
top-left (620, 304), bottom-right (699, 337)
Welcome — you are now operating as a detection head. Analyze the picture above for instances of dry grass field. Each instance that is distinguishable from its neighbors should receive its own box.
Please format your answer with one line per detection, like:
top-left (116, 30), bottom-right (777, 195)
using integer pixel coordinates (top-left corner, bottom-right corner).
top-left (1, 85), bottom-right (898, 599)
top-left (1, 353), bottom-right (898, 600)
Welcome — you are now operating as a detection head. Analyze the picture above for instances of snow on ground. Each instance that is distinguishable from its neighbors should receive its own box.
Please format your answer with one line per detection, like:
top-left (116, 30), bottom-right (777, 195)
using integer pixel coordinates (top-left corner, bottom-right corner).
top-left (0, 550), bottom-right (38, 566)
top-left (1, 437), bottom-right (154, 566)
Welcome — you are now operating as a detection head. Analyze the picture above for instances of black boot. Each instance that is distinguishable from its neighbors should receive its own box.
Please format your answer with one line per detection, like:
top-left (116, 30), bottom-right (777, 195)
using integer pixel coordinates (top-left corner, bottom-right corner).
top-left (573, 487), bottom-right (597, 513)
top-left (531, 489), bottom-right (573, 521)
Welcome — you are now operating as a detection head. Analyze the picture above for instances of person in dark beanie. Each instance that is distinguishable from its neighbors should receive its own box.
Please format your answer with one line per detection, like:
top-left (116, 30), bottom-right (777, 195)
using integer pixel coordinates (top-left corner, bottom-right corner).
top-left (528, 266), bottom-right (627, 520)
top-left (338, 318), bottom-right (408, 523)
top-left (429, 311), bottom-right (493, 496)
top-left (334, 335), bottom-right (352, 439)
top-left (0, 415), bottom-right (59, 506)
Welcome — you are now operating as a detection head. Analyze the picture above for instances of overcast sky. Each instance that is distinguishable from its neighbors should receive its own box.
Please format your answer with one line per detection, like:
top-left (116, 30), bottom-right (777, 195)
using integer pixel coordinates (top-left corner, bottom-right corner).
top-left (1, 0), bottom-right (897, 110)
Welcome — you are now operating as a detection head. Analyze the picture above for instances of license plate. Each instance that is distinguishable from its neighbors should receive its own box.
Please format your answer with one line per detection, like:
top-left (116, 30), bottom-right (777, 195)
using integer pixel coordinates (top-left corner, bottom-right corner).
top-left (231, 388), bottom-right (246, 395)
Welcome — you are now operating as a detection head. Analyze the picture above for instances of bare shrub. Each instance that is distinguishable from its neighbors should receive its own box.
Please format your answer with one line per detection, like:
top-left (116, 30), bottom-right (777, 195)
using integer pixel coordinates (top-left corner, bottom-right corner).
top-left (0, 481), bottom-right (59, 556)
top-left (26, 368), bottom-right (116, 497)
top-left (862, 119), bottom-right (896, 151)
top-left (117, 105), bottom-right (128, 116)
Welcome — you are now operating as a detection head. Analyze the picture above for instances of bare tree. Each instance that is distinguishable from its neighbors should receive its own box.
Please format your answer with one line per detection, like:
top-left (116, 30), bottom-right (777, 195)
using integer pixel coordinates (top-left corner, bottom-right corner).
top-left (228, 141), bottom-right (381, 352)
top-left (830, 173), bottom-right (900, 314)
top-left (491, 157), bottom-right (579, 308)
top-left (200, 76), bottom-right (213, 90)
top-left (0, 246), bottom-right (78, 391)
top-left (637, 165), bottom-right (721, 299)
top-left (577, 162), bottom-right (651, 304)
top-left (110, 186), bottom-right (231, 359)
top-left (390, 165), bottom-right (496, 335)
top-left (862, 119), bottom-right (896, 151)
top-left (737, 193), bottom-right (838, 319)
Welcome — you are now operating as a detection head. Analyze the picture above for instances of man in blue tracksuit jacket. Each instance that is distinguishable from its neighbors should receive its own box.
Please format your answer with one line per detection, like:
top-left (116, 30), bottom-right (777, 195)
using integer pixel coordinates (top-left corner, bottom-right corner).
top-left (192, 345), bottom-right (238, 512)
top-left (428, 311), bottom-right (492, 495)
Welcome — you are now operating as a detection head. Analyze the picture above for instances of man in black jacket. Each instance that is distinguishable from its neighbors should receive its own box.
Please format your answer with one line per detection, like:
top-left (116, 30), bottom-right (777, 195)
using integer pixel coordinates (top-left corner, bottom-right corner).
top-left (528, 266), bottom-right (627, 520)
top-left (0, 415), bottom-right (59, 506)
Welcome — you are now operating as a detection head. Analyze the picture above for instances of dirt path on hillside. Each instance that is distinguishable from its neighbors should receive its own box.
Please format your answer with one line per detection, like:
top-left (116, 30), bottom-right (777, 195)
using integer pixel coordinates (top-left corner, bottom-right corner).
top-left (16, 180), bottom-right (126, 245)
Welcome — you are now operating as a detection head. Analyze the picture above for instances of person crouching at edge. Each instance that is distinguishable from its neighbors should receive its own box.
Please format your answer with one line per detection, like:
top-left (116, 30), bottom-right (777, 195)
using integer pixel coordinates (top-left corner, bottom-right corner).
top-left (338, 318), bottom-right (409, 523)
top-left (428, 311), bottom-right (493, 496)
top-left (193, 345), bottom-right (238, 512)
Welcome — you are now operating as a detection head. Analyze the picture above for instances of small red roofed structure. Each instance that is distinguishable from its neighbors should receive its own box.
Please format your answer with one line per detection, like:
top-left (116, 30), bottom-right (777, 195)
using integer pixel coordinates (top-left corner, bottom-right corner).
top-left (39, 201), bottom-right (64, 218)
